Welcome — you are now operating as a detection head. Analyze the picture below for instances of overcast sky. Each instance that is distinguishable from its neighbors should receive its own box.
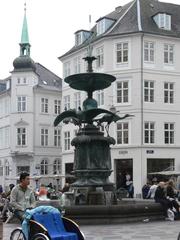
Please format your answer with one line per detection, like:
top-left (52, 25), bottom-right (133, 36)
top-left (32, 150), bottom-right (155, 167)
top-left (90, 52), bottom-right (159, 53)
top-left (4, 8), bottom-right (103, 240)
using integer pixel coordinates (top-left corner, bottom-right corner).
top-left (0, 0), bottom-right (179, 79)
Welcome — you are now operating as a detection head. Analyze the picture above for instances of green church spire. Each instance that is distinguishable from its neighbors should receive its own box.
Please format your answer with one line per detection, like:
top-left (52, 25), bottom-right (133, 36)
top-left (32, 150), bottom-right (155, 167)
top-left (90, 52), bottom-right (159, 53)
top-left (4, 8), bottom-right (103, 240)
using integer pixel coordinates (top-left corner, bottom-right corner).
top-left (21, 5), bottom-right (29, 44)
top-left (20, 2), bottom-right (31, 56)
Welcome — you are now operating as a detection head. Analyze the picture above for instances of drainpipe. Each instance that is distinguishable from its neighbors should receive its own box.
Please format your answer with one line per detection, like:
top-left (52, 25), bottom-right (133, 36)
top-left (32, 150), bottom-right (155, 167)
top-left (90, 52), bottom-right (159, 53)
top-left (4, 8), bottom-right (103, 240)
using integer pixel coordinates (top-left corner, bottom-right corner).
top-left (140, 32), bottom-right (144, 196)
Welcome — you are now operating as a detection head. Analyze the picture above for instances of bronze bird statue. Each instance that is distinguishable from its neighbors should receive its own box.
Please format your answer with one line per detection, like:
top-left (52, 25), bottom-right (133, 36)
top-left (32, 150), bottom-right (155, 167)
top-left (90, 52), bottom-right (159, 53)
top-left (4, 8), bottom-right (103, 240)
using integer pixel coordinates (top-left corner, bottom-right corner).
top-left (95, 113), bottom-right (134, 135)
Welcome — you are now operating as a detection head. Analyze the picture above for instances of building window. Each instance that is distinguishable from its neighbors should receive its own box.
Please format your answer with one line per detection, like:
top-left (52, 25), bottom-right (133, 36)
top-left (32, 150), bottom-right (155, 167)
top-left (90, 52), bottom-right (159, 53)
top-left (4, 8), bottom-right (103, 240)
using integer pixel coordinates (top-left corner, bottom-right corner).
top-left (153, 13), bottom-right (171, 30)
top-left (64, 131), bottom-right (70, 150)
top-left (74, 92), bottom-right (81, 110)
top-left (144, 122), bottom-right (155, 144)
top-left (75, 32), bottom-right (82, 46)
top-left (97, 90), bottom-right (104, 106)
top-left (147, 158), bottom-right (174, 174)
top-left (144, 81), bottom-right (154, 102)
top-left (0, 129), bottom-right (2, 148)
top-left (17, 128), bottom-right (26, 146)
top-left (74, 56), bottom-right (81, 74)
top-left (41, 98), bottom-right (48, 113)
top-left (144, 41), bottom-right (154, 63)
top-left (17, 96), bottom-right (26, 112)
top-left (40, 159), bottom-right (48, 175)
top-left (0, 166), bottom-right (3, 176)
top-left (117, 81), bottom-right (129, 103)
top-left (97, 19), bottom-right (105, 35)
top-left (74, 129), bottom-right (78, 136)
top-left (117, 122), bottom-right (129, 144)
top-left (23, 78), bottom-right (27, 84)
top-left (4, 127), bottom-right (9, 147)
top-left (164, 44), bottom-right (174, 64)
top-left (64, 95), bottom-right (70, 110)
top-left (41, 128), bottom-right (48, 146)
top-left (53, 159), bottom-right (62, 174)
top-left (5, 160), bottom-right (10, 176)
top-left (64, 62), bottom-right (71, 78)
top-left (54, 128), bottom-right (61, 147)
top-left (17, 78), bottom-right (21, 84)
top-left (116, 42), bottom-right (128, 63)
top-left (54, 100), bottom-right (61, 115)
top-left (164, 82), bottom-right (174, 103)
top-left (97, 18), bottom-right (114, 35)
top-left (164, 123), bottom-right (174, 144)
top-left (4, 98), bottom-right (10, 115)
top-left (96, 47), bottom-right (104, 68)
top-left (17, 166), bottom-right (30, 175)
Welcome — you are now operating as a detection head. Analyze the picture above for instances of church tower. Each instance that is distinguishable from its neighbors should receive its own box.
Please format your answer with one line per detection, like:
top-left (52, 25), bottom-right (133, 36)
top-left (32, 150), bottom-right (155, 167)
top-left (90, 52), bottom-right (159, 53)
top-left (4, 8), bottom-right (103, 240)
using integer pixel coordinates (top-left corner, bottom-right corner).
top-left (13, 3), bottom-right (36, 71)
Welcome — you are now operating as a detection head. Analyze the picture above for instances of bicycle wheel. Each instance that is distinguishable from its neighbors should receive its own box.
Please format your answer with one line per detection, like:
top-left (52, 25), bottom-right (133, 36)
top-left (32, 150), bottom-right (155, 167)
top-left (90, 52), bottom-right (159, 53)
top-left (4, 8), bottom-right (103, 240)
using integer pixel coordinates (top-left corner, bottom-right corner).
top-left (10, 228), bottom-right (25, 240)
top-left (31, 233), bottom-right (50, 240)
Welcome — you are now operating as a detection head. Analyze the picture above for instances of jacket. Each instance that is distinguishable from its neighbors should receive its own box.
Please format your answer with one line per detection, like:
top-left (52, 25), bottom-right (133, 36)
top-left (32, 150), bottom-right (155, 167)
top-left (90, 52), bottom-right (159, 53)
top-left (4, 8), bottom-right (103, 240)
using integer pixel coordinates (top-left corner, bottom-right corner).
top-left (10, 184), bottom-right (36, 211)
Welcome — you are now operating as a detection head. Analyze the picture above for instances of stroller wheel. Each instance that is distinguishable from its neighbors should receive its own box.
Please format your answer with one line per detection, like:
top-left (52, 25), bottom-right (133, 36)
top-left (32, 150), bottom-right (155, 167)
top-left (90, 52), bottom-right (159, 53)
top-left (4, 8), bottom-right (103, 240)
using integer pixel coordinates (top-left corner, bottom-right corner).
top-left (10, 228), bottom-right (25, 240)
top-left (31, 233), bottom-right (50, 240)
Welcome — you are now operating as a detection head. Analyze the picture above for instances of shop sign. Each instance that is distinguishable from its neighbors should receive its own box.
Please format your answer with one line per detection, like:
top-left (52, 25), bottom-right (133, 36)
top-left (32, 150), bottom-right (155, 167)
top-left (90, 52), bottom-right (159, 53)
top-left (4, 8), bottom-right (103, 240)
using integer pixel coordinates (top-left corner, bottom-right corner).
top-left (146, 150), bottom-right (154, 154)
top-left (119, 150), bottom-right (128, 155)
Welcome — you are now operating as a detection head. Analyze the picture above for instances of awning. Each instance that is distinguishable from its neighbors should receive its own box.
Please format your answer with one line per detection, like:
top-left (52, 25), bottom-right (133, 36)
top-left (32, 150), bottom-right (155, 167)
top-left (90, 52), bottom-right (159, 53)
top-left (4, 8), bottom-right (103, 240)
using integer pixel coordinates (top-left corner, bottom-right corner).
top-left (148, 170), bottom-right (180, 176)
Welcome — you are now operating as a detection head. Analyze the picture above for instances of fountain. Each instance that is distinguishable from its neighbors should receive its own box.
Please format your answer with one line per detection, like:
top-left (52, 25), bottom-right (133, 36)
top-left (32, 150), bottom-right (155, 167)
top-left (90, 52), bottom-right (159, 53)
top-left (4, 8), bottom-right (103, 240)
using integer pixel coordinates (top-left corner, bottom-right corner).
top-left (53, 56), bottom-right (165, 224)
top-left (54, 55), bottom-right (131, 205)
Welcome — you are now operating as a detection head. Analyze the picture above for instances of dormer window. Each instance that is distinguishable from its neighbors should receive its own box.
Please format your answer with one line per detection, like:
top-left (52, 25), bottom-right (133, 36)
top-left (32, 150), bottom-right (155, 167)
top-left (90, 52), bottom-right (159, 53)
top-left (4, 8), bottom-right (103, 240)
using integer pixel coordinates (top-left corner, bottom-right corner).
top-left (153, 13), bottom-right (171, 30)
top-left (96, 17), bottom-right (115, 36)
top-left (75, 32), bottom-right (81, 46)
top-left (75, 30), bottom-right (91, 46)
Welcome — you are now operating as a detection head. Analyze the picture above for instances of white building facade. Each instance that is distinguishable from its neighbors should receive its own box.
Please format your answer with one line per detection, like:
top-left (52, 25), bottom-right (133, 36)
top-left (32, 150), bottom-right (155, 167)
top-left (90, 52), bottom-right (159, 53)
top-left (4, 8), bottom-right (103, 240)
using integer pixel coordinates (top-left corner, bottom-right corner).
top-left (0, 10), bottom-right (62, 189)
top-left (59, 0), bottom-right (180, 196)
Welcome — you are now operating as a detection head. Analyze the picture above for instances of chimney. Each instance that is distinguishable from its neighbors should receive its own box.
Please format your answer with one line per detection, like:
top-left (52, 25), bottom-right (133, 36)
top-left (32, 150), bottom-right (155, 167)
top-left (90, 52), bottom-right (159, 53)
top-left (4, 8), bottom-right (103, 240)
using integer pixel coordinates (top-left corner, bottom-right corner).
top-left (115, 6), bottom-right (122, 12)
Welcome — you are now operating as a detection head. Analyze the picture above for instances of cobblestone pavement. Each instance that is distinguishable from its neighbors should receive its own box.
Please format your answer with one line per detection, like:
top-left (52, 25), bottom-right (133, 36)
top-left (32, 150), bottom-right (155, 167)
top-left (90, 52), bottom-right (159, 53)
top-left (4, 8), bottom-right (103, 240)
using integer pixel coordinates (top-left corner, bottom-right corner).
top-left (3, 220), bottom-right (180, 240)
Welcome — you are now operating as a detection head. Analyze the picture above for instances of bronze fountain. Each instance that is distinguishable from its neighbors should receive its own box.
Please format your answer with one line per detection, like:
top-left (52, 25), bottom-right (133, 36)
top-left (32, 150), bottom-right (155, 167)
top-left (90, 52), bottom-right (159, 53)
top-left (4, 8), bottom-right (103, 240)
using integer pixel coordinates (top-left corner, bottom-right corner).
top-left (54, 55), bottom-right (131, 204)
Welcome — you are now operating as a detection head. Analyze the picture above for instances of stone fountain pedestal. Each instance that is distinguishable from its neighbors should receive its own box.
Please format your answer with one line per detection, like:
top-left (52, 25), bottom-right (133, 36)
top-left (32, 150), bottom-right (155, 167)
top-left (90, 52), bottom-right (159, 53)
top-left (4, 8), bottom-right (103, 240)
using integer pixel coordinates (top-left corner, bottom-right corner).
top-left (71, 124), bottom-right (116, 205)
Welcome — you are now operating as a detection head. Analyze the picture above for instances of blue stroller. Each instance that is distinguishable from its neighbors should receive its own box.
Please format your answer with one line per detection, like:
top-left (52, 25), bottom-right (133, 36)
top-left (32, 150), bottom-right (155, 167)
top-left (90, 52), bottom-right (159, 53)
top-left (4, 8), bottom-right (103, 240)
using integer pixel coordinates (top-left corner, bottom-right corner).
top-left (10, 206), bottom-right (85, 240)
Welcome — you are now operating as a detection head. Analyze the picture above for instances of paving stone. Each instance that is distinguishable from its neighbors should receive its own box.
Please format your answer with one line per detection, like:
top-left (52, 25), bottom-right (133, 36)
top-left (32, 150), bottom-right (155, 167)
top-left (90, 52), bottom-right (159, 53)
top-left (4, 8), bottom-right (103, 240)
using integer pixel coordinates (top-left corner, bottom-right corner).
top-left (3, 220), bottom-right (180, 240)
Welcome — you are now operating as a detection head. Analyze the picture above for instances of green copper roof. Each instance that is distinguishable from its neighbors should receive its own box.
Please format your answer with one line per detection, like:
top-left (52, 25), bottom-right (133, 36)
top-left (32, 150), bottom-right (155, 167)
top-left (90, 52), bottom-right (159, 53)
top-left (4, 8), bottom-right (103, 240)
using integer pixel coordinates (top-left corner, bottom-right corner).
top-left (21, 11), bottom-right (29, 44)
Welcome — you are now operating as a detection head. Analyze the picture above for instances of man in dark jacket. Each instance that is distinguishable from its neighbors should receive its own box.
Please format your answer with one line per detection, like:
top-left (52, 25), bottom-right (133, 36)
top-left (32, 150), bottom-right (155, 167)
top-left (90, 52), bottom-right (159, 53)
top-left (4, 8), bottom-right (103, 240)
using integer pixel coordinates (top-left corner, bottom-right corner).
top-left (154, 182), bottom-right (171, 218)
top-left (166, 179), bottom-right (180, 215)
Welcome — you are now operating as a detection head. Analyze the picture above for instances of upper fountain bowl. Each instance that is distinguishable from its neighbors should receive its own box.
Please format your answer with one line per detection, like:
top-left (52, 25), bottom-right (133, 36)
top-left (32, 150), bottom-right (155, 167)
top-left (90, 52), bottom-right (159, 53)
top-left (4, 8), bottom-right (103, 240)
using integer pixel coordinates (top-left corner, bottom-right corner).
top-left (65, 73), bottom-right (116, 92)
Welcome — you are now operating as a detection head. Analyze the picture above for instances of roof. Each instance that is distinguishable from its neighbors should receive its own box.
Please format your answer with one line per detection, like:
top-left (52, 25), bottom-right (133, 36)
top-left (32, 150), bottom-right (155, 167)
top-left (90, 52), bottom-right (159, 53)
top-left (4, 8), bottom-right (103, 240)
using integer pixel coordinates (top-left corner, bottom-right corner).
top-left (0, 63), bottom-right (62, 94)
top-left (21, 11), bottom-right (29, 44)
top-left (35, 63), bottom-right (62, 90)
top-left (0, 81), bottom-right (6, 92)
top-left (59, 0), bottom-right (180, 59)
top-left (0, 77), bottom-right (11, 95)
top-left (140, 0), bottom-right (180, 37)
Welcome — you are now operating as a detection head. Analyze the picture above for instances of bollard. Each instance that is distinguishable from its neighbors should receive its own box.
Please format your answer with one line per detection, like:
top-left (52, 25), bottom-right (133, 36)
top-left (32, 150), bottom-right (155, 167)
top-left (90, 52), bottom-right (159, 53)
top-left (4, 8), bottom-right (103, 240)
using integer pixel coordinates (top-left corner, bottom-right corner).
top-left (0, 218), bottom-right (3, 240)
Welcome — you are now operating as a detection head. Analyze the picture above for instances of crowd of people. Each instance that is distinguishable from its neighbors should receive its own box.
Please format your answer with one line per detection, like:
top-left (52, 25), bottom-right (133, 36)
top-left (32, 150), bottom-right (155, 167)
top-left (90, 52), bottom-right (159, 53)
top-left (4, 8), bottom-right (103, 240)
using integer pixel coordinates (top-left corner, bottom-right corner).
top-left (142, 178), bottom-right (180, 221)
top-left (1, 171), bottom-right (180, 222)
top-left (0, 172), bottom-right (71, 222)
